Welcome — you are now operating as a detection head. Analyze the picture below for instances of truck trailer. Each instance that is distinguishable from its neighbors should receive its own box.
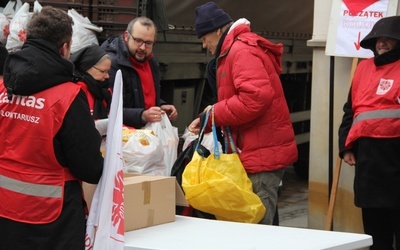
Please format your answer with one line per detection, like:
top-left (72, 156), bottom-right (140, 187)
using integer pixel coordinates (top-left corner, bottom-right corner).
top-left (22, 0), bottom-right (314, 178)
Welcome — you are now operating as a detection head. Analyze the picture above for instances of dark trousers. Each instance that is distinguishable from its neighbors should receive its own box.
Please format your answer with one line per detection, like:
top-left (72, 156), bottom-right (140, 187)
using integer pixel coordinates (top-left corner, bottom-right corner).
top-left (362, 208), bottom-right (400, 250)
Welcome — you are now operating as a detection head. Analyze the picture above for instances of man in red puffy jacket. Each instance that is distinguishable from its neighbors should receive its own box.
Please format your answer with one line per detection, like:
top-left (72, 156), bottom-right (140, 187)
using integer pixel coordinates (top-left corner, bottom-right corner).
top-left (188, 2), bottom-right (298, 225)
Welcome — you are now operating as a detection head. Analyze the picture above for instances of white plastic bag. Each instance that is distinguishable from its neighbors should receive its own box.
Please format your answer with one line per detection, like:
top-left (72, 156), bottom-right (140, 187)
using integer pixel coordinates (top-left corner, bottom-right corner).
top-left (181, 127), bottom-right (222, 153)
top-left (95, 118), bottom-right (108, 136)
top-left (6, 1), bottom-right (41, 52)
top-left (144, 114), bottom-right (179, 176)
top-left (0, 13), bottom-right (9, 45)
top-left (2, 0), bottom-right (23, 20)
top-left (122, 130), bottom-right (167, 176)
top-left (68, 9), bottom-right (102, 54)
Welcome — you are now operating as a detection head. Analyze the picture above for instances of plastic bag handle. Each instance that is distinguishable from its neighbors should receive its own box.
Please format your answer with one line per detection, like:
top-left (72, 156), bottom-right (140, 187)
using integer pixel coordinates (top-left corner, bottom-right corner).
top-left (211, 106), bottom-right (236, 158)
top-left (194, 109), bottom-right (210, 154)
top-left (195, 105), bottom-right (237, 158)
top-left (223, 126), bottom-right (237, 154)
top-left (211, 106), bottom-right (220, 158)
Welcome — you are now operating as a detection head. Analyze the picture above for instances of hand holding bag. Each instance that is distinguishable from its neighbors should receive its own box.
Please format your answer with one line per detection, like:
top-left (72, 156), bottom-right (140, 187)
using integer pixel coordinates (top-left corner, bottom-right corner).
top-left (181, 127), bottom-right (222, 153)
top-left (144, 113), bottom-right (179, 176)
top-left (182, 107), bottom-right (266, 223)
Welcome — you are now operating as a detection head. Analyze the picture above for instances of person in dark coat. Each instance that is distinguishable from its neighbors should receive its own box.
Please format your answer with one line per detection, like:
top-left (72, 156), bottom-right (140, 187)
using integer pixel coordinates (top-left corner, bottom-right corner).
top-left (338, 16), bottom-right (400, 250)
top-left (0, 44), bottom-right (7, 77)
top-left (0, 6), bottom-right (103, 250)
top-left (101, 16), bottom-right (178, 128)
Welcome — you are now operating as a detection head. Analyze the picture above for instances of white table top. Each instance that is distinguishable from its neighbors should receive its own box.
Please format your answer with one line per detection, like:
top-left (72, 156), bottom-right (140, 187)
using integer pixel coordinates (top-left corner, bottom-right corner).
top-left (125, 215), bottom-right (372, 250)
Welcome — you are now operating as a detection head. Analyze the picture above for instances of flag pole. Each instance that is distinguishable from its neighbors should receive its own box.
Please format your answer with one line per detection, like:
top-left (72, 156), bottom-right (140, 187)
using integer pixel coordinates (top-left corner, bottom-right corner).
top-left (325, 57), bottom-right (358, 231)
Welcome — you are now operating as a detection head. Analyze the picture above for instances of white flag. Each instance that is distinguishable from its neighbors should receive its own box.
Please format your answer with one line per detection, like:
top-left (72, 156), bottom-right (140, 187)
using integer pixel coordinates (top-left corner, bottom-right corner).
top-left (85, 70), bottom-right (124, 250)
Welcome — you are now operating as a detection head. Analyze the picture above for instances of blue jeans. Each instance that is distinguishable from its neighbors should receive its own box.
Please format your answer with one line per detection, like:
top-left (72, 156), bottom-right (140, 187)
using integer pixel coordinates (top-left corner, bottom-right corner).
top-left (248, 168), bottom-right (286, 225)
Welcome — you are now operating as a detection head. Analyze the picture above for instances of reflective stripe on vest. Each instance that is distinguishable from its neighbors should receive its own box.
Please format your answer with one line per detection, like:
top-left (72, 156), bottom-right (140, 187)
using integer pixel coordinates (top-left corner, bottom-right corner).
top-left (0, 174), bottom-right (62, 198)
top-left (345, 108), bottom-right (400, 148)
top-left (353, 109), bottom-right (400, 126)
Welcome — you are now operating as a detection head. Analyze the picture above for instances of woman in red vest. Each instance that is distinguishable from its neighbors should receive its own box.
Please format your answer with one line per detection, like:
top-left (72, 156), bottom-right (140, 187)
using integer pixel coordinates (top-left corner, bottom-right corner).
top-left (71, 44), bottom-right (112, 120)
top-left (339, 16), bottom-right (400, 250)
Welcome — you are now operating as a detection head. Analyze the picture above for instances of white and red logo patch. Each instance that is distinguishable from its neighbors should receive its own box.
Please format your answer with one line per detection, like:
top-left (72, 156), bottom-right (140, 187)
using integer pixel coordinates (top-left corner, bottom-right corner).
top-left (376, 78), bottom-right (394, 95)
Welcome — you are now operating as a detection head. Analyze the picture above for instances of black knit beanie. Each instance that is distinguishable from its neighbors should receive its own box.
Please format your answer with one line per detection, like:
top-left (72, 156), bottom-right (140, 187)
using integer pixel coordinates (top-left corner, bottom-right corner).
top-left (70, 44), bottom-right (107, 72)
top-left (195, 2), bottom-right (233, 38)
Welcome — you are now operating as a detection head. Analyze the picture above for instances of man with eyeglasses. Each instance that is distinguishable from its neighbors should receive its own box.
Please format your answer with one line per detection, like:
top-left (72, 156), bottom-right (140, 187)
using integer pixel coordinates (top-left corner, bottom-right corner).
top-left (101, 16), bottom-right (178, 129)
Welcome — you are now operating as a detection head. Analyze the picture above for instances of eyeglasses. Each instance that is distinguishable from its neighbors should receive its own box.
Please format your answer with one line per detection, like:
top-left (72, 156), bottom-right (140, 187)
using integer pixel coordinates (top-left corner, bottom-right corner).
top-left (127, 31), bottom-right (155, 48)
top-left (92, 66), bottom-right (109, 74)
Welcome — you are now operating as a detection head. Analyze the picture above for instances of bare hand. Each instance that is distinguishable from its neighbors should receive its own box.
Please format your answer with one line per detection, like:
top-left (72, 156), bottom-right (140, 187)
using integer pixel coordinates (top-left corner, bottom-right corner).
top-left (142, 107), bottom-right (163, 123)
top-left (161, 104), bottom-right (178, 121)
top-left (188, 117), bottom-right (201, 134)
top-left (343, 151), bottom-right (356, 166)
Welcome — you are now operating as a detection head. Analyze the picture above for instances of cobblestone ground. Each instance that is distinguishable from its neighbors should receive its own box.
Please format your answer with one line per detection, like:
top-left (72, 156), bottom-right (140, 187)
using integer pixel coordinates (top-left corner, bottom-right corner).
top-left (278, 165), bottom-right (308, 228)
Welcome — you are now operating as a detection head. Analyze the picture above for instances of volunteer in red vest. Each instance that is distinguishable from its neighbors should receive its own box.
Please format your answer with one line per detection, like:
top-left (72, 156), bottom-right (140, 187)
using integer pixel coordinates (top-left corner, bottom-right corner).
top-left (338, 16), bottom-right (400, 250)
top-left (71, 44), bottom-right (112, 120)
top-left (0, 7), bottom-right (103, 250)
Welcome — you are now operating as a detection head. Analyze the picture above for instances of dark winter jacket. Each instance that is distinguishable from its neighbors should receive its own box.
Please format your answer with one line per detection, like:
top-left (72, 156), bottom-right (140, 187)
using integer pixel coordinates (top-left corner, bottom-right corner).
top-left (101, 35), bottom-right (166, 128)
top-left (0, 38), bottom-right (104, 250)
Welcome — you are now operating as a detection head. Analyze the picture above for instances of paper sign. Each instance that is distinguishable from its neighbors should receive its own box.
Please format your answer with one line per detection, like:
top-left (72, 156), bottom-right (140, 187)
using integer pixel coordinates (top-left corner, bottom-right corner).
top-left (326, 0), bottom-right (398, 58)
top-left (343, 0), bottom-right (379, 15)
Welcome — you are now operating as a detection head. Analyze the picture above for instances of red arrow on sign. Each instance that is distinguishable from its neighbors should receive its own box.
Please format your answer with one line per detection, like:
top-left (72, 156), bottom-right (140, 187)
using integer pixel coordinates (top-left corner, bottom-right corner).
top-left (343, 0), bottom-right (379, 15)
top-left (354, 32), bottom-right (361, 50)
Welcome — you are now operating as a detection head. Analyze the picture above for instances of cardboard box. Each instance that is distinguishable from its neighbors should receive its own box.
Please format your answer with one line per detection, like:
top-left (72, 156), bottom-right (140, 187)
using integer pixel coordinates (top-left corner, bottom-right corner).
top-left (124, 174), bottom-right (188, 231)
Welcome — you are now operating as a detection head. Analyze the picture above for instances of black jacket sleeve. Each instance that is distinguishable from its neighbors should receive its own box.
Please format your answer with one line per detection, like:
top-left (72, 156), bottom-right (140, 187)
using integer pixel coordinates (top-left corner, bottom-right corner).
top-left (338, 88), bottom-right (354, 158)
top-left (123, 107), bottom-right (147, 128)
top-left (54, 90), bottom-right (104, 184)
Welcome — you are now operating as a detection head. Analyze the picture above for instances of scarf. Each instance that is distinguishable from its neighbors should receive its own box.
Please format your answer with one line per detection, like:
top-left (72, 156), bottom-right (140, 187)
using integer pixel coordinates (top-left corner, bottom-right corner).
top-left (374, 46), bottom-right (400, 66)
top-left (82, 72), bottom-right (112, 119)
top-left (206, 28), bottom-right (229, 100)
top-left (130, 55), bottom-right (155, 109)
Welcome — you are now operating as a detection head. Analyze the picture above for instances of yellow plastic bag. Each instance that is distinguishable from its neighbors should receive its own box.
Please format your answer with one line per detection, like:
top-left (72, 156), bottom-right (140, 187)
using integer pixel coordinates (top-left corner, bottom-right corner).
top-left (182, 108), bottom-right (266, 223)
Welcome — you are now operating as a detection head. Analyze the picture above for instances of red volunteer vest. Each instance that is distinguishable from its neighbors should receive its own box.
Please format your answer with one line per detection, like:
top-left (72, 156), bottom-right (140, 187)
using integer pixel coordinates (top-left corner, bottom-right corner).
top-left (0, 81), bottom-right (80, 224)
top-left (76, 81), bottom-right (110, 118)
top-left (77, 81), bottom-right (96, 116)
top-left (345, 58), bottom-right (400, 148)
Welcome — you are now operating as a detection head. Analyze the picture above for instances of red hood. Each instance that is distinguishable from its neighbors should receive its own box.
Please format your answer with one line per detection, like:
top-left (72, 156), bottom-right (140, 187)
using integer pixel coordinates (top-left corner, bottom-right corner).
top-left (222, 24), bottom-right (283, 74)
